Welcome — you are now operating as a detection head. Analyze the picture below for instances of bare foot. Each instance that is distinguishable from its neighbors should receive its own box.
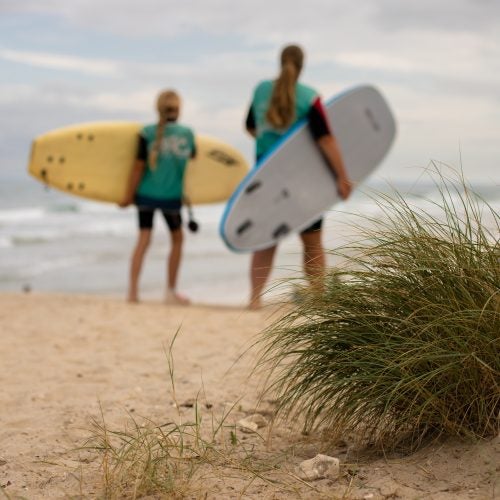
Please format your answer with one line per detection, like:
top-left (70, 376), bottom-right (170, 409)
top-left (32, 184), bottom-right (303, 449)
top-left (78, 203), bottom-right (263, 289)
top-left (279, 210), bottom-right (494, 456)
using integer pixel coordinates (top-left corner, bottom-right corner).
top-left (165, 290), bottom-right (190, 306)
top-left (127, 294), bottom-right (139, 304)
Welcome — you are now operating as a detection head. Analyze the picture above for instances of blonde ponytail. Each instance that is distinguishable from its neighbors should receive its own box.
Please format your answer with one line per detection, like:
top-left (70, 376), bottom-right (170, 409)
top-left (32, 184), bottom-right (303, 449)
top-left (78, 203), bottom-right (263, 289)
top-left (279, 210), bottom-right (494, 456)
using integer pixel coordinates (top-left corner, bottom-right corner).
top-left (266, 45), bottom-right (304, 129)
top-left (149, 89), bottom-right (180, 169)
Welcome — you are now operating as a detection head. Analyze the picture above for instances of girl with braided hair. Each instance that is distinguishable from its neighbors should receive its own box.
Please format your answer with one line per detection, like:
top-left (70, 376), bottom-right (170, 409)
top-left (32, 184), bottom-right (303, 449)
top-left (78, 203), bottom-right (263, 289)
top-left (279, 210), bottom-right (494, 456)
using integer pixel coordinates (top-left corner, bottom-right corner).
top-left (245, 44), bottom-right (352, 309)
top-left (121, 90), bottom-right (196, 304)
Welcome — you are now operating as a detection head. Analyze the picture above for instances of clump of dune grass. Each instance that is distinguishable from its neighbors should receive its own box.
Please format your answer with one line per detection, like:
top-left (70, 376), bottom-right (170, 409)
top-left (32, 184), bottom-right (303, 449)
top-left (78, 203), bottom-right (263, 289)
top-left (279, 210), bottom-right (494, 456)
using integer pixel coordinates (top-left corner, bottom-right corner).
top-left (257, 168), bottom-right (499, 451)
top-left (86, 408), bottom-right (204, 498)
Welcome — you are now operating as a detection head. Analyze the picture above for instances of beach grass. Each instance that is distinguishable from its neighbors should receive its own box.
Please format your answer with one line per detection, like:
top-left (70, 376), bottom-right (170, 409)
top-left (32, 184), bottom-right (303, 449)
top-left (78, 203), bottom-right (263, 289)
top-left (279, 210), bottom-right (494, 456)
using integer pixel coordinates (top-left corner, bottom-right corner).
top-left (80, 331), bottom-right (307, 499)
top-left (256, 168), bottom-right (499, 451)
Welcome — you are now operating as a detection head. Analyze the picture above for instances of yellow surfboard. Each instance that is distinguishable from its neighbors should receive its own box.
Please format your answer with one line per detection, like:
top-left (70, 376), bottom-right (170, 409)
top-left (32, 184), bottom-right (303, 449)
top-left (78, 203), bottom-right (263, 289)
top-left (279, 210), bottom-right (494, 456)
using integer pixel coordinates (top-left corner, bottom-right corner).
top-left (28, 121), bottom-right (249, 205)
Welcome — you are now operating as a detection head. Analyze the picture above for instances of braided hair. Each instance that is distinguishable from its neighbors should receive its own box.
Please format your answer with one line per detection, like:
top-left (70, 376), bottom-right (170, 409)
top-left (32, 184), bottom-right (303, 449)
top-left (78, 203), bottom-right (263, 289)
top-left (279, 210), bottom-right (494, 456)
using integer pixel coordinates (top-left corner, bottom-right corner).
top-left (148, 89), bottom-right (180, 169)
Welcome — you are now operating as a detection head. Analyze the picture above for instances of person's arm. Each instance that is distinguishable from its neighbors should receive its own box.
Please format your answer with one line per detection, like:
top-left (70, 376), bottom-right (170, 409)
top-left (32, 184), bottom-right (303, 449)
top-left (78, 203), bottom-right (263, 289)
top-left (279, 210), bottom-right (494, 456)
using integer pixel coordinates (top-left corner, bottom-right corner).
top-left (316, 135), bottom-right (352, 200)
top-left (119, 135), bottom-right (147, 207)
top-left (309, 97), bottom-right (352, 200)
top-left (245, 105), bottom-right (257, 138)
top-left (190, 131), bottom-right (197, 159)
top-left (120, 159), bottom-right (145, 207)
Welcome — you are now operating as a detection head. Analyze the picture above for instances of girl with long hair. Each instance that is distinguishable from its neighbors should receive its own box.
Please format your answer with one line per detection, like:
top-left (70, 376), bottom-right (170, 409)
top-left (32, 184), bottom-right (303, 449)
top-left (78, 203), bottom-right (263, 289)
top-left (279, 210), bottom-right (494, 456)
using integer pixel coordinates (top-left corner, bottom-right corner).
top-left (121, 90), bottom-right (196, 304)
top-left (245, 44), bottom-right (352, 309)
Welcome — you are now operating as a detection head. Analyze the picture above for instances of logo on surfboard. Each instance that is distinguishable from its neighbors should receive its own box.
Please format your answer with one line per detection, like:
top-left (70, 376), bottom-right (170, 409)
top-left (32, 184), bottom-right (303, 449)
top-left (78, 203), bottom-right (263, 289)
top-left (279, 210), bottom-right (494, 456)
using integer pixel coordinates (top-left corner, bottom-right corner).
top-left (208, 149), bottom-right (239, 167)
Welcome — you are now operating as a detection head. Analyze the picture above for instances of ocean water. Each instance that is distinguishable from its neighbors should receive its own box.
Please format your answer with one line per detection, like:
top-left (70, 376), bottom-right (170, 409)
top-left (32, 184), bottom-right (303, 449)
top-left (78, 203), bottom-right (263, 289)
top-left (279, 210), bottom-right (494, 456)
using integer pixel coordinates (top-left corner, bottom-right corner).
top-left (0, 176), bottom-right (498, 306)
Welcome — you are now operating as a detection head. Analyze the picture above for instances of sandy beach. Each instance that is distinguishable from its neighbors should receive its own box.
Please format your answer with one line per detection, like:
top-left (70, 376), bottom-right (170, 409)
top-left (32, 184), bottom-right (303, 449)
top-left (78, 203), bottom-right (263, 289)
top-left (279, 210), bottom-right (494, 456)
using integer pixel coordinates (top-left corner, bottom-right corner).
top-left (0, 292), bottom-right (498, 499)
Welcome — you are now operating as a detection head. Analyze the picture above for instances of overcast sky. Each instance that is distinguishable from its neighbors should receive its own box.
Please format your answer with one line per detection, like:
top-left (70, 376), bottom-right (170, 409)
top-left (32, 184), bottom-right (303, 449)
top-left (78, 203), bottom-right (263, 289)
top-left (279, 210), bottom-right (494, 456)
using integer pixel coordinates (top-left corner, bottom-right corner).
top-left (1, 0), bottom-right (499, 184)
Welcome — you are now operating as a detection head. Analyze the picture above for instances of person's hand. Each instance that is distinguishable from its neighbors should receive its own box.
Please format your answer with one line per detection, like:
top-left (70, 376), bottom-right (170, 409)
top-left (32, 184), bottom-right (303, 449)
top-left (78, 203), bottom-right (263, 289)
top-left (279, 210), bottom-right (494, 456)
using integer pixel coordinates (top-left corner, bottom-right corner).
top-left (336, 177), bottom-right (353, 200)
top-left (118, 196), bottom-right (132, 208)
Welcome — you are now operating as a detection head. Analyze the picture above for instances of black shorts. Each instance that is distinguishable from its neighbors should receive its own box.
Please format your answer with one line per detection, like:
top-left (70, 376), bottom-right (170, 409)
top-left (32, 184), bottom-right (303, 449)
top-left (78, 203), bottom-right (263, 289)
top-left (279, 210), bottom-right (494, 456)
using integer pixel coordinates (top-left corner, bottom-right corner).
top-left (138, 208), bottom-right (182, 231)
top-left (135, 194), bottom-right (182, 231)
top-left (301, 218), bottom-right (323, 234)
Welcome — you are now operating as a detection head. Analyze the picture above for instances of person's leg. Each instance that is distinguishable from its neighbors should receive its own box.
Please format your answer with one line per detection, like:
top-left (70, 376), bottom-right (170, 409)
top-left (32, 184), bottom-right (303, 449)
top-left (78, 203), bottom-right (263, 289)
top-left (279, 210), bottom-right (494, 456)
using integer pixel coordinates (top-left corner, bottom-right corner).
top-left (164, 211), bottom-right (190, 305)
top-left (300, 224), bottom-right (326, 290)
top-left (129, 228), bottom-right (152, 302)
top-left (167, 228), bottom-right (183, 288)
top-left (249, 246), bottom-right (277, 309)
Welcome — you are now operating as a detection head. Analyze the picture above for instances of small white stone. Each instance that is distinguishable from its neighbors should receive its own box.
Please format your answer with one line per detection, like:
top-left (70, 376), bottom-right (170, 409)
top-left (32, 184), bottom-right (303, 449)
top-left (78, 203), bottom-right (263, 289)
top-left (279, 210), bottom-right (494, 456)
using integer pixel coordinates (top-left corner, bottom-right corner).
top-left (237, 413), bottom-right (268, 433)
top-left (237, 419), bottom-right (259, 433)
top-left (297, 454), bottom-right (340, 481)
top-left (244, 413), bottom-right (268, 428)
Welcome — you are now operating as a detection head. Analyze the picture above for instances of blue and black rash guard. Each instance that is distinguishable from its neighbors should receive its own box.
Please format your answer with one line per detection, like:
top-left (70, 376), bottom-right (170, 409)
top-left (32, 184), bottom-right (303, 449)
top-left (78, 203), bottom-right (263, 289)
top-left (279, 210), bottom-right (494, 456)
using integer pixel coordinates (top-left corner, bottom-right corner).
top-left (245, 96), bottom-right (331, 141)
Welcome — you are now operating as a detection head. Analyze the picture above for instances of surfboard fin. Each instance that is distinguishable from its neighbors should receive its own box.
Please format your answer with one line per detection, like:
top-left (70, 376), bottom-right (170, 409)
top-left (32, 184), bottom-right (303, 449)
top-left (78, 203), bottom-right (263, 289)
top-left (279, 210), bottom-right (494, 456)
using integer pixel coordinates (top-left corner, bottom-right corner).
top-left (272, 224), bottom-right (290, 239)
top-left (245, 181), bottom-right (262, 194)
top-left (236, 220), bottom-right (253, 236)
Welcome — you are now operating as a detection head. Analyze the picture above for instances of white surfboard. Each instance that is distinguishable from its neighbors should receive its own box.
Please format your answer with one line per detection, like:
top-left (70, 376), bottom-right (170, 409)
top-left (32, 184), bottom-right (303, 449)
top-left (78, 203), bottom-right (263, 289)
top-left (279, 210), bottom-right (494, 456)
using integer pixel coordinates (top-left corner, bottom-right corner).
top-left (220, 85), bottom-right (396, 252)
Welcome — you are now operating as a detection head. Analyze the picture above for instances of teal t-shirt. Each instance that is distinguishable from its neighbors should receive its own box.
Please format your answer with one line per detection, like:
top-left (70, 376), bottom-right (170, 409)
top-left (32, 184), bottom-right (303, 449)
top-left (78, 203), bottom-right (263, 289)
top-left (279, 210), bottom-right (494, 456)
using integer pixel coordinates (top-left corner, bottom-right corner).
top-left (137, 123), bottom-right (195, 200)
top-left (250, 80), bottom-right (318, 158)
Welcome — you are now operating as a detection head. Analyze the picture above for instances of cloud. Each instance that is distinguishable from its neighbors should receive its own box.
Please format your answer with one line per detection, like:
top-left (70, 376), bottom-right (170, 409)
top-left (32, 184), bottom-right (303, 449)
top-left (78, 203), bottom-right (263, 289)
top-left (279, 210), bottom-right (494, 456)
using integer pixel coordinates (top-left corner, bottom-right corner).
top-left (335, 34), bottom-right (500, 87)
top-left (372, 0), bottom-right (500, 32)
top-left (0, 48), bottom-right (120, 76)
top-left (0, 82), bottom-right (153, 115)
top-left (0, 47), bottom-right (189, 80)
top-left (0, 1), bottom-right (358, 39)
top-left (3, 0), bottom-right (499, 42)
top-left (3, 2), bottom-right (499, 93)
